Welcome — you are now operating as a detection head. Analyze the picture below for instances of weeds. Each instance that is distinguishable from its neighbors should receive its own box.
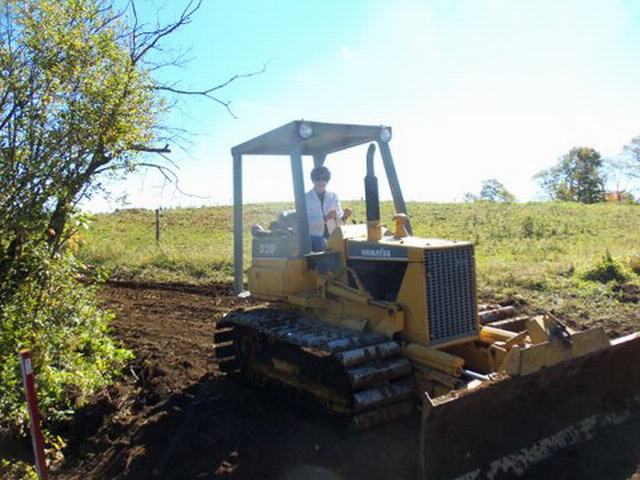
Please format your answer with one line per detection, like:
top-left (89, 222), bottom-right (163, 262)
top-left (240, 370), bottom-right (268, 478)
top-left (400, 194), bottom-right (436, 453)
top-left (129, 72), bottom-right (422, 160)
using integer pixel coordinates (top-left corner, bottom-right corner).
top-left (581, 252), bottom-right (635, 284)
top-left (0, 246), bottom-right (132, 435)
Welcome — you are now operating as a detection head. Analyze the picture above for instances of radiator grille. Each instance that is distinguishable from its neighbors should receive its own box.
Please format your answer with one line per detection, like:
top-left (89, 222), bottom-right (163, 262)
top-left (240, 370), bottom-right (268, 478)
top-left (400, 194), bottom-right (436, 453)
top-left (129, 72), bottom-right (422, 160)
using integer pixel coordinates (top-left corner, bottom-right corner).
top-left (424, 246), bottom-right (478, 345)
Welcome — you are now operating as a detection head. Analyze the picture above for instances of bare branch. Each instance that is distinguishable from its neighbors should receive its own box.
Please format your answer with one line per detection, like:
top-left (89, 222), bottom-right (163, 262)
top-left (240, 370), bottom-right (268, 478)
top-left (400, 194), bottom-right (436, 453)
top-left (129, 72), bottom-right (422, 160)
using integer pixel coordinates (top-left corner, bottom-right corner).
top-left (94, 4), bottom-right (126, 32)
top-left (156, 86), bottom-right (237, 117)
top-left (130, 0), bottom-right (202, 64)
top-left (129, 0), bottom-right (138, 53)
top-left (139, 162), bottom-right (175, 183)
top-left (0, 102), bottom-right (20, 131)
top-left (150, 60), bottom-right (272, 118)
top-left (96, 161), bottom-right (207, 200)
top-left (131, 144), bottom-right (171, 153)
top-left (154, 59), bottom-right (272, 95)
top-left (156, 151), bottom-right (180, 171)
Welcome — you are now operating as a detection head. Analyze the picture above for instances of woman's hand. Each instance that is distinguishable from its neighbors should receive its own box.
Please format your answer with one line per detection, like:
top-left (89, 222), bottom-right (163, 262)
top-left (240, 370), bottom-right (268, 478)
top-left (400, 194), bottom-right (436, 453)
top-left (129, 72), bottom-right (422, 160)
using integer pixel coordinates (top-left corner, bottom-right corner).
top-left (324, 210), bottom-right (337, 221)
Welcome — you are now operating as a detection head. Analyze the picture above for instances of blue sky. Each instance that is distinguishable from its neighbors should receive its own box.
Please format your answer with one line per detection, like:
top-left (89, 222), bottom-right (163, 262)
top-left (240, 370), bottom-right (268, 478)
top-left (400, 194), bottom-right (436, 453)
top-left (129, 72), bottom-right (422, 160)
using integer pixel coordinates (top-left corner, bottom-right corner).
top-left (87, 0), bottom-right (640, 211)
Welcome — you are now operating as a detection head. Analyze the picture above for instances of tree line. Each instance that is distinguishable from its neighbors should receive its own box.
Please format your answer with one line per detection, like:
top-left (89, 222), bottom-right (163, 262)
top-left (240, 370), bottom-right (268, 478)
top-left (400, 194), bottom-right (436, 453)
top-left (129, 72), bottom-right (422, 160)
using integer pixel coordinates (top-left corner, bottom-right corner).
top-left (467, 137), bottom-right (640, 204)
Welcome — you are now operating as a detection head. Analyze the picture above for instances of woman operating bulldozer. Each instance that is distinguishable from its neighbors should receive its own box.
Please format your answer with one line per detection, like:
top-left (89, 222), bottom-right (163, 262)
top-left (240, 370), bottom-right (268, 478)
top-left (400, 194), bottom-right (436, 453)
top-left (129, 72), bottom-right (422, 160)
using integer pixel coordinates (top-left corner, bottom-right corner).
top-left (306, 166), bottom-right (352, 251)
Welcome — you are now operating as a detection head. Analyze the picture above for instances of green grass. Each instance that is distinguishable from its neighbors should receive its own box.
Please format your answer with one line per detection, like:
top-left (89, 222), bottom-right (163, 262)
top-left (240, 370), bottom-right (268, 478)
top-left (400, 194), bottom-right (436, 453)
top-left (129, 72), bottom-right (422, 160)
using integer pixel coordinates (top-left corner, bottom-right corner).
top-left (77, 201), bottom-right (640, 335)
top-left (77, 204), bottom-right (293, 283)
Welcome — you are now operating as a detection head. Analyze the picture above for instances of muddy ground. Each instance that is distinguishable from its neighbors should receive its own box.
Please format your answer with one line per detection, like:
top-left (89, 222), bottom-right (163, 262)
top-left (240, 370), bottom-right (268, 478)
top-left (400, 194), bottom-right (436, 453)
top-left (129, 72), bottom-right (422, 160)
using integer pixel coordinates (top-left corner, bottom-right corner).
top-left (18, 282), bottom-right (640, 478)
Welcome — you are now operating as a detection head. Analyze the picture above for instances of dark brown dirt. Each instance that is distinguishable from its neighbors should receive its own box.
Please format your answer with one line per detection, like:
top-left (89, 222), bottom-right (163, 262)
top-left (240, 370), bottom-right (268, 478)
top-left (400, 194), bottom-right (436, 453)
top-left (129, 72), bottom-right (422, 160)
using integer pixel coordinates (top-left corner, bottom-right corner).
top-left (47, 281), bottom-right (640, 479)
top-left (53, 281), bottom-right (418, 480)
top-left (614, 284), bottom-right (640, 304)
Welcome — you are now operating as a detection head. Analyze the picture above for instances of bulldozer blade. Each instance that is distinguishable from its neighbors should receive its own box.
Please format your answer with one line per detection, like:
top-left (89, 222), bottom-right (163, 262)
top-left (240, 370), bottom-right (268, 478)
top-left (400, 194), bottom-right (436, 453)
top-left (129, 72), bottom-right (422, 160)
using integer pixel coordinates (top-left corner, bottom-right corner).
top-left (420, 333), bottom-right (640, 480)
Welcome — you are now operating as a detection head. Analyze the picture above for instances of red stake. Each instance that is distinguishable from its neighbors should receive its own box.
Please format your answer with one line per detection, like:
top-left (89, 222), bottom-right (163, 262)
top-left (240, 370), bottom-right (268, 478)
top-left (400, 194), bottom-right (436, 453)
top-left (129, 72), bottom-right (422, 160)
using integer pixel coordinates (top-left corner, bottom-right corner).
top-left (19, 350), bottom-right (49, 480)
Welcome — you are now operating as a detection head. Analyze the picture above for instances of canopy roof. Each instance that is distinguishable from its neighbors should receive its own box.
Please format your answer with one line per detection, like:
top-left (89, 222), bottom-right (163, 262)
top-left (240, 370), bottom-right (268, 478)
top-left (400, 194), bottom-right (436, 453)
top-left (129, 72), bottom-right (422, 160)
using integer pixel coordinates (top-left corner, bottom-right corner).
top-left (231, 120), bottom-right (389, 157)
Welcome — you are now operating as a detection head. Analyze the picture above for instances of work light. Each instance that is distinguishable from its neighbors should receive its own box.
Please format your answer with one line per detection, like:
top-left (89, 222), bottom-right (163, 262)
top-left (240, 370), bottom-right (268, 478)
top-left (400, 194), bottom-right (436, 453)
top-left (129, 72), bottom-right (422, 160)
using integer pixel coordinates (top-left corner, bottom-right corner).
top-left (298, 121), bottom-right (313, 139)
top-left (379, 126), bottom-right (392, 142)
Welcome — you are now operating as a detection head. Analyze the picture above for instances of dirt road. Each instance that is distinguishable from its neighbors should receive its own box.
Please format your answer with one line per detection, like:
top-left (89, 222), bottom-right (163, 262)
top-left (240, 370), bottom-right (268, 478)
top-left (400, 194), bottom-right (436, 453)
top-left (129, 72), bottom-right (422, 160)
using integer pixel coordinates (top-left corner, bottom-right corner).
top-left (54, 282), bottom-right (640, 479)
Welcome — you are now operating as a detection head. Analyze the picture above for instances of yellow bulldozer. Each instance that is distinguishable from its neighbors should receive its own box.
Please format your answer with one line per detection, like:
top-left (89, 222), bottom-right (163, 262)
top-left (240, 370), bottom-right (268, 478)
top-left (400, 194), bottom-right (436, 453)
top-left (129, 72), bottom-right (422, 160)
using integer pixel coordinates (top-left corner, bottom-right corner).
top-left (215, 120), bottom-right (640, 478)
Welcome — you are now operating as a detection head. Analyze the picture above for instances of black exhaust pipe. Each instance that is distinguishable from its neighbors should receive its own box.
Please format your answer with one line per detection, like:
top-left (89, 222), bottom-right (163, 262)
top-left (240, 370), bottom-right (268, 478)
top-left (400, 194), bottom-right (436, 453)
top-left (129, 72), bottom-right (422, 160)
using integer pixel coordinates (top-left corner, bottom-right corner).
top-left (365, 144), bottom-right (382, 241)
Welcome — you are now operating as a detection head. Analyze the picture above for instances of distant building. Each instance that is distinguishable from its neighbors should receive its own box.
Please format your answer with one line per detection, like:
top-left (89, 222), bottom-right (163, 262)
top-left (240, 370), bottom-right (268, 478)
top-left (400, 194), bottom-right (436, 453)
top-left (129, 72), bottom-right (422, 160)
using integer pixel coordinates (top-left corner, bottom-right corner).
top-left (605, 192), bottom-right (623, 202)
top-left (605, 191), bottom-right (635, 203)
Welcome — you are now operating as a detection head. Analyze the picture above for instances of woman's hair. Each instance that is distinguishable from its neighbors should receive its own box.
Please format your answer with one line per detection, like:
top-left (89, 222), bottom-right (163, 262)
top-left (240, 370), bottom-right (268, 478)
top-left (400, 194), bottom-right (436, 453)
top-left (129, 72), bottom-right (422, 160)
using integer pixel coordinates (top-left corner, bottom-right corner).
top-left (310, 166), bottom-right (331, 182)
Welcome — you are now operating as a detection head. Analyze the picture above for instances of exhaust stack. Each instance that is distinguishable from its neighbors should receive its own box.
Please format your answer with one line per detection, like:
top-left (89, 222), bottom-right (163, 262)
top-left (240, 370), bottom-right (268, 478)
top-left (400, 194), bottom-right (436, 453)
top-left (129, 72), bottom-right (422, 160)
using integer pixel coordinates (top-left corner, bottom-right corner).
top-left (365, 144), bottom-right (382, 242)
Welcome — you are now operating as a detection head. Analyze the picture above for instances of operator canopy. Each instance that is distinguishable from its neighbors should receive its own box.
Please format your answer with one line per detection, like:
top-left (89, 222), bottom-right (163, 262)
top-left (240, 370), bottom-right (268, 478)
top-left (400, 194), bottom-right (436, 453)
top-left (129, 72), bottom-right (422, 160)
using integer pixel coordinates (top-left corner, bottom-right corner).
top-left (231, 120), bottom-right (392, 157)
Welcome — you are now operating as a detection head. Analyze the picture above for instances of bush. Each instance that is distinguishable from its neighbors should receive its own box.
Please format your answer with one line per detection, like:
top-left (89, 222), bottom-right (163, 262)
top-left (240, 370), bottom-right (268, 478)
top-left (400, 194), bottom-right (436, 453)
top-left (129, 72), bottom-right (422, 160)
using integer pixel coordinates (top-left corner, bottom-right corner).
top-left (0, 245), bottom-right (131, 435)
top-left (628, 257), bottom-right (640, 276)
top-left (581, 252), bottom-right (634, 284)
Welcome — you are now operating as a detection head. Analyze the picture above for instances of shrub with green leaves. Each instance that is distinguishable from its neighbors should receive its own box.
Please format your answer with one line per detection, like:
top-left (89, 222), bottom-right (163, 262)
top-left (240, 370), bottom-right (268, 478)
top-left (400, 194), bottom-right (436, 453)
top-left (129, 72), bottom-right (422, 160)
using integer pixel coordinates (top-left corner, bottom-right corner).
top-left (581, 252), bottom-right (634, 284)
top-left (0, 245), bottom-right (131, 435)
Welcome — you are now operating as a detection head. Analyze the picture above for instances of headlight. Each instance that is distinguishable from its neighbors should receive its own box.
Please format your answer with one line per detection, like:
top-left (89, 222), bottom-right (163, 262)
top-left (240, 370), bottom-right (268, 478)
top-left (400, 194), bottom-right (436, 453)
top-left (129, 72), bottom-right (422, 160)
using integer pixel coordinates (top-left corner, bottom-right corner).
top-left (379, 126), bottom-right (392, 143)
top-left (298, 121), bottom-right (313, 139)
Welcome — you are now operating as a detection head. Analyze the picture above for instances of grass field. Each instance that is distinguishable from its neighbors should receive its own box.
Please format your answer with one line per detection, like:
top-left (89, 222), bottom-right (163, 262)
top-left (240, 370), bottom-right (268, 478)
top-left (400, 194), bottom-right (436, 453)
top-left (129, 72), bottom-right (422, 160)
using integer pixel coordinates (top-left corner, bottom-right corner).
top-left (77, 201), bottom-right (640, 335)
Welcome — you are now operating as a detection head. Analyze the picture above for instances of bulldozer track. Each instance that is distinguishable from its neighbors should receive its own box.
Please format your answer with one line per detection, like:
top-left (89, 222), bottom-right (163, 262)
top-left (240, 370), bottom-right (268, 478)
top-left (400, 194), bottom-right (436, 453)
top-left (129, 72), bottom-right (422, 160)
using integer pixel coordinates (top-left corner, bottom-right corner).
top-left (214, 308), bottom-right (415, 429)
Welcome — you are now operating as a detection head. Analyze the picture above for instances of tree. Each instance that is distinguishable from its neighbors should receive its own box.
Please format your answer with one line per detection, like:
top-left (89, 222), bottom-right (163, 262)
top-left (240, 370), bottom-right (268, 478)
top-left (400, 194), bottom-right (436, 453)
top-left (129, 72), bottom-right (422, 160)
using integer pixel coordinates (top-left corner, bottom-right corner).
top-left (463, 179), bottom-right (515, 203)
top-left (616, 135), bottom-right (640, 187)
top-left (2, 0), bottom-right (153, 277)
top-left (0, 0), bottom-right (259, 433)
top-left (0, 0), bottom-right (258, 285)
top-left (462, 192), bottom-right (478, 203)
top-left (623, 135), bottom-right (640, 165)
top-left (479, 179), bottom-right (516, 203)
top-left (535, 147), bottom-right (605, 203)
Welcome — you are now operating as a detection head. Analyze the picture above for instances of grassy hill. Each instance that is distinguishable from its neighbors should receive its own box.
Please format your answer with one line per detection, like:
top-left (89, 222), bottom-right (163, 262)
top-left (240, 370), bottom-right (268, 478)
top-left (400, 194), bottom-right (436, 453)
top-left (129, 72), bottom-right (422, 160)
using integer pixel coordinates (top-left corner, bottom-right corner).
top-left (77, 201), bottom-right (640, 335)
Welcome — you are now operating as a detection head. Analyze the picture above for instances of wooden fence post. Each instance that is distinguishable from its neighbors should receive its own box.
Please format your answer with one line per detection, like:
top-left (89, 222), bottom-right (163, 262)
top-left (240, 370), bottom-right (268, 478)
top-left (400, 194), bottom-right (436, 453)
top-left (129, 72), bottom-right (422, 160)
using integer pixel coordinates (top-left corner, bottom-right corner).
top-left (155, 208), bottom-right (161, 245)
